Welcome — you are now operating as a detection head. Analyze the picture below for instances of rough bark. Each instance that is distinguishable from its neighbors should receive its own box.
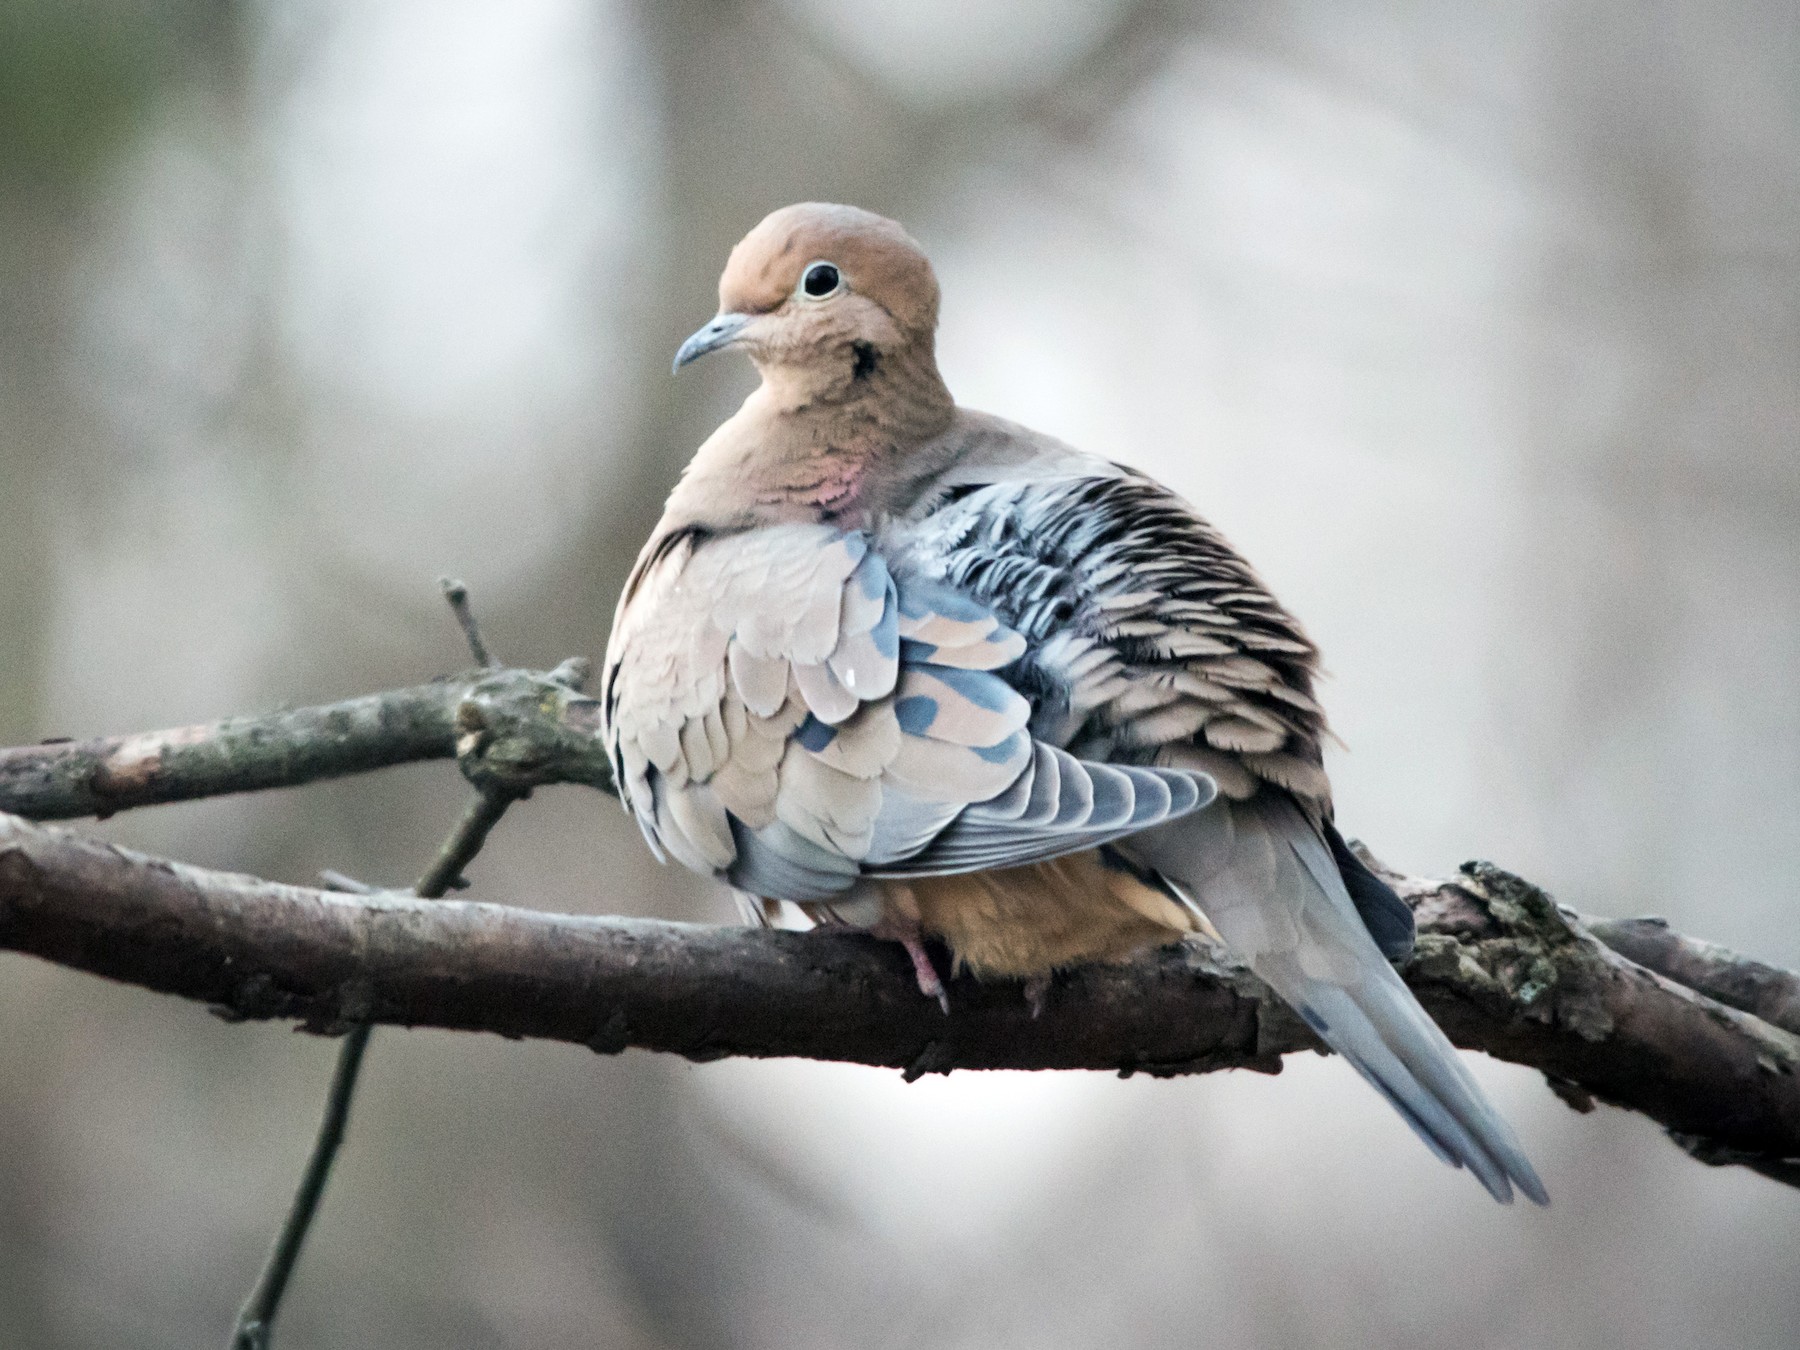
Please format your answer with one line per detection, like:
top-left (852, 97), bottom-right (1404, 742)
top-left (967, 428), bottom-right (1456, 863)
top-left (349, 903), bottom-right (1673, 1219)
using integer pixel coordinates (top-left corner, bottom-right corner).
top-left (3, 666), bottom-right (1798, 1189)
top-left (1585, 916), bottom-right (1800, 1038)
top-left (0, 660), bottom-right (612, 820)
top-left (3, 810), bottom-right (1798, 1183)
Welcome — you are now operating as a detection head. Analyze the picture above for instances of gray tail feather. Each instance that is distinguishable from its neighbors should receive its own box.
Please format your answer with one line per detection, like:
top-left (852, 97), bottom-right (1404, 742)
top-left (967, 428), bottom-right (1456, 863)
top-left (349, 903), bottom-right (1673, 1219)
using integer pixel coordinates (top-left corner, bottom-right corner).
top-left (1124, 794), bottom-right (1548, 1206)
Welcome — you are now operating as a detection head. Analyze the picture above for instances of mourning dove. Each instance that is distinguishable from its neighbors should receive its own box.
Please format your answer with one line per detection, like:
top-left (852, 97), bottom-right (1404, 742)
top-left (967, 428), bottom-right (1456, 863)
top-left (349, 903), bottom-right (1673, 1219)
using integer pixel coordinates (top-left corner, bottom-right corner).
top-left (601, 203), bottom-right (1547, 1205)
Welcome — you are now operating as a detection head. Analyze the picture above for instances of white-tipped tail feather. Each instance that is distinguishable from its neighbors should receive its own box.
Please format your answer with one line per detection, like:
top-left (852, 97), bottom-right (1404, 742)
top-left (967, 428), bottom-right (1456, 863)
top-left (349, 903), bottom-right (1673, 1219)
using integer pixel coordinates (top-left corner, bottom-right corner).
top-left (1125, 794), bottom-right (1547, 1205)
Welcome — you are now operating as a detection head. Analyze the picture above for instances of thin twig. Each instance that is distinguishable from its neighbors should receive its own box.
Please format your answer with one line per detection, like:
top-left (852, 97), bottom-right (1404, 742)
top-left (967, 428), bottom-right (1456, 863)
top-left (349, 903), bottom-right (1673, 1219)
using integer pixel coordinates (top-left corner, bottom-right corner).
top-left (439, 576), bottom-right (496, 669)
top-left (229, 581), bottom-right (520, 1349)
top-left (228, 1023), bottom-right (371, 1350)
top-left (229, 867), bottom-right (375, 1349)
top-left (316, 869), bottom-right (376, 895)
top-left (414, 788), bottom-right (516, 899)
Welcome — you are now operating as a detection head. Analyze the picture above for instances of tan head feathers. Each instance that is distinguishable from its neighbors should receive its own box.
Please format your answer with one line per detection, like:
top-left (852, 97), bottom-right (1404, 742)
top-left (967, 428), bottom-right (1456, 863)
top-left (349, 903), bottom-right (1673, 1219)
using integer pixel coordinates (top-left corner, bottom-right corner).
top-left (674, 203), bottom-right (943, 375)
top-left (720, 203), bottom-right (938, 331)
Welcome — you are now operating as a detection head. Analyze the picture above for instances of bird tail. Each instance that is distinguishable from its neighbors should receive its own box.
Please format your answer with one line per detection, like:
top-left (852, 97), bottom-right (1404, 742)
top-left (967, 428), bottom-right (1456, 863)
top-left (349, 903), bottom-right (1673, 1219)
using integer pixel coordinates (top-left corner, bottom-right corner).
top-left (1124, 794), bottom-right (1548, 1205)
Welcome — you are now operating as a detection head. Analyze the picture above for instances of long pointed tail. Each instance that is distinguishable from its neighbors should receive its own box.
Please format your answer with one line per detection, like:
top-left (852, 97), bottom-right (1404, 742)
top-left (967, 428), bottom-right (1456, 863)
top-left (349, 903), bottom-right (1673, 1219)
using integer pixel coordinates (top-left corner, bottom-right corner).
top-left (1125, 794), bottom-right (1547, 1205)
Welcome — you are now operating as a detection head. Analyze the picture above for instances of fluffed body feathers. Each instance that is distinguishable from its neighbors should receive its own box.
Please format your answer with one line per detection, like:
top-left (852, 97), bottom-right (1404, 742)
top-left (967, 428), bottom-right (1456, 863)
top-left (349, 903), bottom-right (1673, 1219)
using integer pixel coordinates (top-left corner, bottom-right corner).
top-left (602, 202), bottom-right (1546, 1205)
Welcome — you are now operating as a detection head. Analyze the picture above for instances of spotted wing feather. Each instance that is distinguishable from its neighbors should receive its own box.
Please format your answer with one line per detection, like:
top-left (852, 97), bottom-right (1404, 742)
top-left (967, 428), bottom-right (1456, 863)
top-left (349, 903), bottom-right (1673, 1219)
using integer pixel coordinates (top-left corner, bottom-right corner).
top-left (601, 523), bottom-right (1215, 899)
top-left (885, 470), bottom-right (1334, 807)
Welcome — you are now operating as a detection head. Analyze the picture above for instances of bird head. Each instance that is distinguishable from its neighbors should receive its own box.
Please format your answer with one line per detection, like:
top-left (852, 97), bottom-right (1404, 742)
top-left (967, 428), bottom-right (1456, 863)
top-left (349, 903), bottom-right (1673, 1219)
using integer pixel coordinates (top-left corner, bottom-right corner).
top-left (673, 203), bottom-right (941, 383)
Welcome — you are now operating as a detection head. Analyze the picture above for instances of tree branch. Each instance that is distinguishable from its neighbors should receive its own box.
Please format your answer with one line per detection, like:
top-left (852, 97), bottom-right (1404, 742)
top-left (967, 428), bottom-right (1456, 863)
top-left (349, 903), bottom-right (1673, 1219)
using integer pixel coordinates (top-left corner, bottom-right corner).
top-left (4, 661), bottom-right (1798, 1190)
top-left (0, 660), bottom-right (612, 820)
top-left (1584, 915), bottom-right (1800, 1038)
top-left (3, 810), bottom-right (1798, 1183)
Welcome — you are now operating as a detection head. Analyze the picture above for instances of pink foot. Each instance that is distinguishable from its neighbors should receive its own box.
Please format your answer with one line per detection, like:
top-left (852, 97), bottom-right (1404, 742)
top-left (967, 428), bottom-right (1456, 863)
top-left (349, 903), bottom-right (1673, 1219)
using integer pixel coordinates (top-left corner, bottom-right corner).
top-left (899, 932), bottom-right (949, 1015)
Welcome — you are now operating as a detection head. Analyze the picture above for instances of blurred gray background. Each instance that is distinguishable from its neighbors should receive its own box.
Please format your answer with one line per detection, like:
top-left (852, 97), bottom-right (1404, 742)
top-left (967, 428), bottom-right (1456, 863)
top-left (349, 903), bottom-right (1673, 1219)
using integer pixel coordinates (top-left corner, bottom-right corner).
top-left (2, 1), bottom-right (1797, 1346)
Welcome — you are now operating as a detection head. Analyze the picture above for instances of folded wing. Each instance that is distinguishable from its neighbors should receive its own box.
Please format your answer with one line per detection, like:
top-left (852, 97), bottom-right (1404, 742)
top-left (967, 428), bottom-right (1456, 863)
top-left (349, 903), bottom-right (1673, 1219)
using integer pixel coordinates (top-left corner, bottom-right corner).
top-left (601, 525), bottom-right (1215, 901)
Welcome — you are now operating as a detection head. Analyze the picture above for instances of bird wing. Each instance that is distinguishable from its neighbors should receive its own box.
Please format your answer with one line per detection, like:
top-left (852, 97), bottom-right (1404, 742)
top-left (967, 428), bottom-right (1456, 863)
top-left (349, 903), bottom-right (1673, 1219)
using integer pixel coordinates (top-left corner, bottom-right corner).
top-left (886, 464), bottom-right (1334, 806)
top-left (600, 523), bottom-right (1215, 902)
top-left (888, 457), bottom-right (1540, 1201)
top-left (885, 458), bottom-right (1414, 955)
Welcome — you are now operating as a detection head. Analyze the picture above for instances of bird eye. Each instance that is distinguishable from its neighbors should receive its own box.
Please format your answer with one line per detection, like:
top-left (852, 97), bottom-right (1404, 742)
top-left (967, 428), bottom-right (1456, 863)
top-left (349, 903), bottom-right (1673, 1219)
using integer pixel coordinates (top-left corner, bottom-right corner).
top-left (800, 262), bottom-right (841, 298)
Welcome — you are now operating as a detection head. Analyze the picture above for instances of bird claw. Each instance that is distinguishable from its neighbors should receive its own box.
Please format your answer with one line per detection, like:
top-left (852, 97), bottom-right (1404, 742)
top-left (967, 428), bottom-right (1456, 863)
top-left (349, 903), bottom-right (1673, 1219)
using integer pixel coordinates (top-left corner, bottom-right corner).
top-left (1022, 973), bottom-right (1051, 1019)
top-left (898, 932), bottom-right (950, 1014)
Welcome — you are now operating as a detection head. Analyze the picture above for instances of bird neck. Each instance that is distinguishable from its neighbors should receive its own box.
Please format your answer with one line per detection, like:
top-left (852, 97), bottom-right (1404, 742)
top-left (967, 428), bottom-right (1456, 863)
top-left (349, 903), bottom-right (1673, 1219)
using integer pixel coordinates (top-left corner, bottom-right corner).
top-left (663, 337), bottom-right (956, 532)
top-left (756, 332), bottom-right (953, 432)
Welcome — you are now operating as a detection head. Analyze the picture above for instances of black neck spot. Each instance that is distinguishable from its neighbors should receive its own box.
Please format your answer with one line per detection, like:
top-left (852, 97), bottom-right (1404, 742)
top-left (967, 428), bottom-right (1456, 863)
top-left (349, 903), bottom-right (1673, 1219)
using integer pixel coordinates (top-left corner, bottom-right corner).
top-left (850, 341), bottom-right (880, 381)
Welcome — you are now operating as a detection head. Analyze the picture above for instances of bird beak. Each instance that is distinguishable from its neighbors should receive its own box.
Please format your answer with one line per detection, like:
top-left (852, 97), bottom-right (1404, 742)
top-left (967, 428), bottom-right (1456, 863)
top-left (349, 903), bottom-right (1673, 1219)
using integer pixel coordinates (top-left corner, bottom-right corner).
top-left (672, 312), bottom-right (752, 373)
